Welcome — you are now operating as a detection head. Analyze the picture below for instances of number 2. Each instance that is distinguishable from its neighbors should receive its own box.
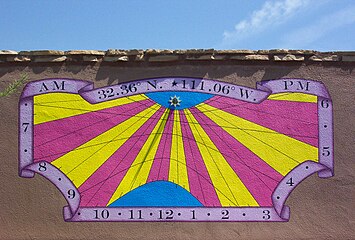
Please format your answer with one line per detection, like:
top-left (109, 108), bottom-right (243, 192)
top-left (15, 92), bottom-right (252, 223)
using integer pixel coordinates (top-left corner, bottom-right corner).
top-left (221, 210), bottom-right (229, 219)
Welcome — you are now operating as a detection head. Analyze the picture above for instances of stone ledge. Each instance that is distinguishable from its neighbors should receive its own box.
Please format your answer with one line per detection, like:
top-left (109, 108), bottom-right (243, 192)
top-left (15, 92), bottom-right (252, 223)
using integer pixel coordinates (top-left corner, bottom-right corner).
top-left (0, 50), bottom-right (18, 55)
top-left (65, 50), bottom-right (105, 55)
top-left (0, 49), bottom-right (354, 64)
top-left (33, 56), bottom-right (67, 62)
top-left (19, 50), bottom-right (65, 56)
top-left (274, 54), bottom-right (304, 61)
top-left (309, 54), bottom-right (339, 62)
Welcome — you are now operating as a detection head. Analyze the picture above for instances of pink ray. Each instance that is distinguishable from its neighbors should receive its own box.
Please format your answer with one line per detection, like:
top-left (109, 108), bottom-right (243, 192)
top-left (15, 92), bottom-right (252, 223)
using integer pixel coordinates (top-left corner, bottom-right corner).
top-left (191, 107), bottom-right (283, 206)
top-left (147, 110), bottom-right (173, 182)
top-left (179, 111), bottom-right (221, 207)
top-left (205, 96), bottom-right (318, 147)
top-left (34, 99), bottom-right (154, 162)
top-left (78, 107), bottom-right (165, 207)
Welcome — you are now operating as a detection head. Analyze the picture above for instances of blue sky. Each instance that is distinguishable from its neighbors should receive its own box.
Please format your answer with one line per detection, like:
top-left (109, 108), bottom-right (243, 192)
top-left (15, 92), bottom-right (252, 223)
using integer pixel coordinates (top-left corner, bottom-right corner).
top-left (1, 0), bottom-right (354, 51)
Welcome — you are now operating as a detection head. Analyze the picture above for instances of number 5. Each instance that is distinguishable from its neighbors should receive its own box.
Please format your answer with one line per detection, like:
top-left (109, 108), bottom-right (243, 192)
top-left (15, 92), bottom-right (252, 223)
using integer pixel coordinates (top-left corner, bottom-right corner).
top-left (322, 146), bottom-right (331, 156)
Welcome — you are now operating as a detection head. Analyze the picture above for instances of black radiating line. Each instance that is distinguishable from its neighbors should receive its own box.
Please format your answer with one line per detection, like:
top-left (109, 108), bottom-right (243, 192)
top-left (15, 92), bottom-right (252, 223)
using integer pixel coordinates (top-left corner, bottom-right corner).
top-left (84, 107), bottom-right (165, 206)
top-left (185, 109), bottom-right (240, 206)
top-left (65, 105), bottom-right (160, 175)
top-left (180, 111), bottom-right (208, 205)
top-left (198, 104), bottom-right (301, 165)
top-left (192, 107), bottom-right (274, 192)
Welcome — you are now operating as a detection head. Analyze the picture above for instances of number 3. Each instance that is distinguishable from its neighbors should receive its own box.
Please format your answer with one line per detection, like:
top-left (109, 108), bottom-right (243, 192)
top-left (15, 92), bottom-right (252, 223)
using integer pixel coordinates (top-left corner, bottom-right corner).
top-left (263, 210), bottom-right (271, 220)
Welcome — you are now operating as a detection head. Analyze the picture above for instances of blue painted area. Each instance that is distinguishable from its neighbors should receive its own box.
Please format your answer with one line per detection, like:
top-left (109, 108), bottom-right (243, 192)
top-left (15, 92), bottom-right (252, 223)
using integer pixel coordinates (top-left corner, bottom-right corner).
top-left (108, 181), bottom-right (203, 207)
top-left (145, 91), bottom-right (214, 110)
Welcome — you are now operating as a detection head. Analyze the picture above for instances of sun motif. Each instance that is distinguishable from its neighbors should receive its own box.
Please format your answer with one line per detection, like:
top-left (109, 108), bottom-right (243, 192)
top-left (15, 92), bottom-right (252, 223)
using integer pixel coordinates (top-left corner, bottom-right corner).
top-left (168, 95), bottom-right (182, 107)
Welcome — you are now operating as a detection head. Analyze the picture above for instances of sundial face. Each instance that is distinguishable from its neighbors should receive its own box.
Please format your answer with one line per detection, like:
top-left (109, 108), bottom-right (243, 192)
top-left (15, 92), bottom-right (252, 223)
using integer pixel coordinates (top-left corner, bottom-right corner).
top-left (18, 77), bottom-right (334, 222)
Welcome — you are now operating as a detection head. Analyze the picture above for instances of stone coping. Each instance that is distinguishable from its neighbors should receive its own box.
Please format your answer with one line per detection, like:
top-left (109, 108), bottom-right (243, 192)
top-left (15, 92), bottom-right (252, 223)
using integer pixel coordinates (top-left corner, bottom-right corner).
top-left (0, 49), bottom-right (354, 63)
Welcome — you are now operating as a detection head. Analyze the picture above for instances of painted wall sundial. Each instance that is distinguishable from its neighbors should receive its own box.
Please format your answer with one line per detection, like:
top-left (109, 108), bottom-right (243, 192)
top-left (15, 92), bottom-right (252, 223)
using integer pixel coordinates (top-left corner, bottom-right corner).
top-left (18, 77), bottom-right (334, 222)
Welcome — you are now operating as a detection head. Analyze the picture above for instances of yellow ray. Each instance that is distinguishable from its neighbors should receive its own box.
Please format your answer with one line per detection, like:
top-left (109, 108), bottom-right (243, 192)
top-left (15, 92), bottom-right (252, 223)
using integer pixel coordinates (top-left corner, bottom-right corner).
top-left (197, 103), bottom-right (318, 176)
top-left (169, 110), bottom-right (190, 191)
top-left (107, 109), bottom-right (169, 206)
top-left (34, 93), bottom-right (148, 124)
top-left (184, 109), bottom-right (258, 207)
top-left (267, 93), bottom-right (317, 103)
top-left (52, 104), bottom-right (160, 188)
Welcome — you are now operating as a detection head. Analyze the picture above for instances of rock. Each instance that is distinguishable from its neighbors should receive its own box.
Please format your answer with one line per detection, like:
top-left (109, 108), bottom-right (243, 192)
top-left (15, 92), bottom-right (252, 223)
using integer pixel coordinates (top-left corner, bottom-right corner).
top-left (19, 50), bottom-right (64, 56)
top-left (33, 56), bottom-right (67, 62)
top-left (146, 49), bottom-right (173, 55)
top-left (269, 49), bottom-right (290, 54)
top-left (186, 54), bottom-right (214, 60)
top-left (218, 50), bottom-right (255, 54)
top-left (65, 50), bottom-right (105, 55)
top-left (185, 49), bottom-right (214, 54)
top-left (126, 49), bottom-right (144, 56)
top-left (6, 56), bottom-right (31, 62)
top-left (0, 50), bottom-right (18, 55)
top-left (274, 54), bottom-right (304, 61)
top-left (309, 55), bottom-right (338, 62)
top-left (104, 56), bottom-right (129, 62)
top-left (106, 49), bottom-right (127, 55)
top-left (289, 49), bottom-right (317, 55)
top-left (245, 54), bottom-right (269, 60)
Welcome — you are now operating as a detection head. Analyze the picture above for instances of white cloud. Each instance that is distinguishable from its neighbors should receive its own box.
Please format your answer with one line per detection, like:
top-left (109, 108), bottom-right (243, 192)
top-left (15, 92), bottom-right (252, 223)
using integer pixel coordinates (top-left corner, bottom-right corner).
top-left (281, 5), bottom-right (355, 49)
top-left (221, 0), bottom-right (310, 47)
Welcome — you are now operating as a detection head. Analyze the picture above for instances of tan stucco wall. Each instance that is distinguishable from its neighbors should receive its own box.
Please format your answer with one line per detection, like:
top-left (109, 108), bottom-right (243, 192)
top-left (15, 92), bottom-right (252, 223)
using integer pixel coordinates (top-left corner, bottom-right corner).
top-left (0, 55), bottom-right (354, 239)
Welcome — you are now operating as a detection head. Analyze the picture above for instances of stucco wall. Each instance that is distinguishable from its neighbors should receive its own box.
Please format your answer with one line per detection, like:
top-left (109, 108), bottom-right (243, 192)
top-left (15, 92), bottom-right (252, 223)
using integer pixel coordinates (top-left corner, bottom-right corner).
top-left (0, 50), bottom-right (354, 239)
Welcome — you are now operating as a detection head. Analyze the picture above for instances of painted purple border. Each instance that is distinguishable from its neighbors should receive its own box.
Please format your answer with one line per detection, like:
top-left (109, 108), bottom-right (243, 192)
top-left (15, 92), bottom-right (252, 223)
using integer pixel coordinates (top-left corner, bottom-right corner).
top-left (67, 207), bottom-right (287, 222)
top-left (24, 161), bottom-right (80, 219)
top-left (257, 78), bottom-right (334, 177)
top-left (18, 77), bottom-right (334, 222)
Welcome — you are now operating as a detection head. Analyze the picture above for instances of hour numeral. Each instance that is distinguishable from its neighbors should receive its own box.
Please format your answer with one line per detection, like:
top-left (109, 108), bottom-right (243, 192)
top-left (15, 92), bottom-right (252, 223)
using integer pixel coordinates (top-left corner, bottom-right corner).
top-left (263, 210), bottom-right (271, 220)
top-left (129, 209), bottom-right (143, 219)
top-left (67, 189), bottom-right (76, 199)
top-left (321, 99), bottom-right (330, 108)
top-left (94, 209), bottom-right (109, 219)
top-left (322, 146), bottom-right (331, 156)
top-left (286, 177), bottom-right (295, 186)
top-left (158, 209), bottom-right (174, 220)
top-left (22, 123), bottom-right (29, 132)
top-left (221, 209), bottom-right (229, 219)
top-left (38, 162), bottom-right (47, 172)
top-left (191, 210), bottom-right (196, 219)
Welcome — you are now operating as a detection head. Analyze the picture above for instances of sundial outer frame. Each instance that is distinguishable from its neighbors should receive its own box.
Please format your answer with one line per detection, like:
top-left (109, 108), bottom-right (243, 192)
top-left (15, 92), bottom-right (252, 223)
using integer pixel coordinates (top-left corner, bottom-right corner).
top-left (18, 77), bottom-right (333, 222)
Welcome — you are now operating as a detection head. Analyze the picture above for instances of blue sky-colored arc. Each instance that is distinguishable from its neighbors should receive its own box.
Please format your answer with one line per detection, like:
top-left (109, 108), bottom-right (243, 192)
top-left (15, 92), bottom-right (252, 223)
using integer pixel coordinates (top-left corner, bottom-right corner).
top-left (145, 91), bottom-right (214, 110)
top-left (108, 181), bottom-right (203, 207)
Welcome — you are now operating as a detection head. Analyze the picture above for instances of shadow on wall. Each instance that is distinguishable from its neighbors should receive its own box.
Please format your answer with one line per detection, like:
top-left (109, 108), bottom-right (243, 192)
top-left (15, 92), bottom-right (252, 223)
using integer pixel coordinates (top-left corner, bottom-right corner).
top-left (95, 61), bottom-right (303, 86)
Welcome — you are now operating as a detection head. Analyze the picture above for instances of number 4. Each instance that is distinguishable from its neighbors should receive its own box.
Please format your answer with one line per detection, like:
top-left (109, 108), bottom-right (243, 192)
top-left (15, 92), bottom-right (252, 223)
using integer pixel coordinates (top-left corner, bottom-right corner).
top-left (286, 177), bottom-right (294, 186)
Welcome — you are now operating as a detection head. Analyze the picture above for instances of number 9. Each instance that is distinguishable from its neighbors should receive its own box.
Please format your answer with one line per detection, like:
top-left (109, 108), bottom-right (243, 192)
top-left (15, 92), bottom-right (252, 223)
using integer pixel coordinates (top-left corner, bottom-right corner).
top-left (67, 189), bottom-right (76, 199)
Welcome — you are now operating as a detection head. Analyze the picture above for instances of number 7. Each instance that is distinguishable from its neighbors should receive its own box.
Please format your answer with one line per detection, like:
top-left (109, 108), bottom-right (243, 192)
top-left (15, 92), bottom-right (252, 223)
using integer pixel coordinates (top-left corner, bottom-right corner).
top-left (22, 123), bottom-right (29, 132)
